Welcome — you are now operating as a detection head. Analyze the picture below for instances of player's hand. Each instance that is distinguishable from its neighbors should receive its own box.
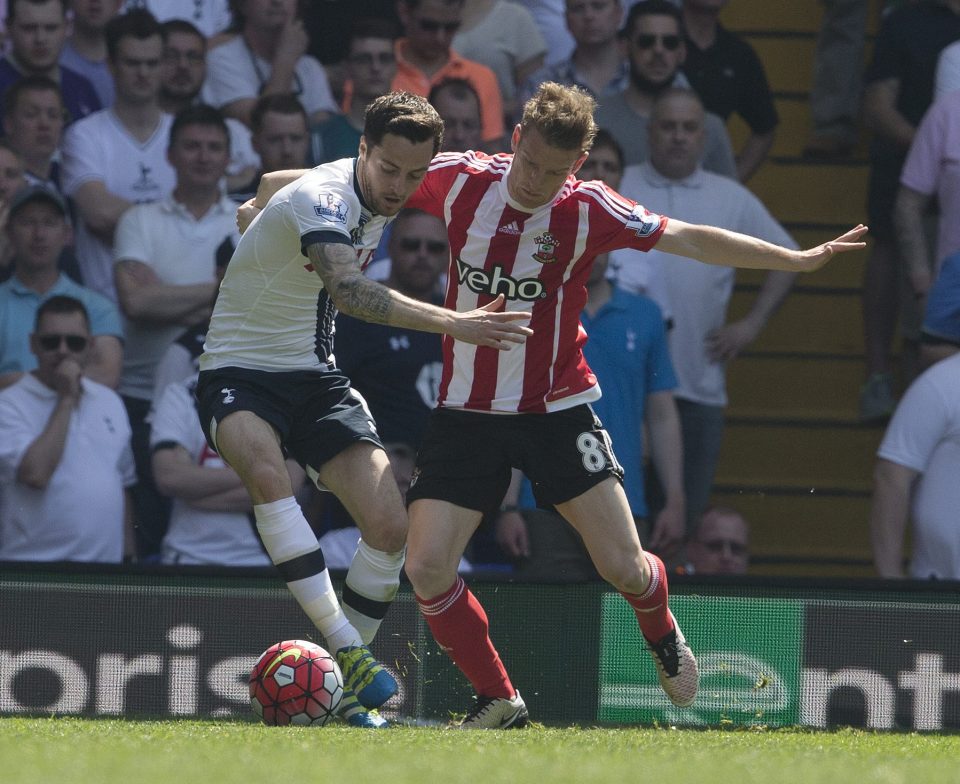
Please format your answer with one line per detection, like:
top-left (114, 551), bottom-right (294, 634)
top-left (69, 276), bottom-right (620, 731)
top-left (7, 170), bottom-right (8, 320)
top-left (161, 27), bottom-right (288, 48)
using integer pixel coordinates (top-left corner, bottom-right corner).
top-left (706, 318), bottom-right (759, 363)
top-left (237, 199), bottom-right (261, 234)
top-left (454, 294), bottom-right (533, 350)
top-left (795, 224), bottom-right (868, 272)
top-left (495, 510), bottom-right (530, 559)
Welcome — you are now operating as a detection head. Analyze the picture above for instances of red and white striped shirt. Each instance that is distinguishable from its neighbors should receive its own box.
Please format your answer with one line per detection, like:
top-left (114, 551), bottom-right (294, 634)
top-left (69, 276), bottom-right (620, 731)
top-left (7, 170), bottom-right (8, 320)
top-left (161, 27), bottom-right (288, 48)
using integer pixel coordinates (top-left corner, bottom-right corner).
top-left (407, 150), bottom-right (667, 413)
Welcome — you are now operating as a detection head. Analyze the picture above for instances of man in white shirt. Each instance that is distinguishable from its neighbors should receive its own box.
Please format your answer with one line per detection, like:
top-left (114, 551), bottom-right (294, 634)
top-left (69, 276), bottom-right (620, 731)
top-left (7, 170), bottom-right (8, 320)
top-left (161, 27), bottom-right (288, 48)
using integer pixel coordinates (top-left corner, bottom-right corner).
top-left (0, 295), bottom-right (135, 562)
top-left (114, 104), bottom-right (238, 562)
top-left (202, 0), bottom-right (336, 127)
top-left (61, 9), bottom-right (174, 301)
top-left (610, 87), bottom-right (797, 536)
top-left (871, 350), bottom-right (960, 579)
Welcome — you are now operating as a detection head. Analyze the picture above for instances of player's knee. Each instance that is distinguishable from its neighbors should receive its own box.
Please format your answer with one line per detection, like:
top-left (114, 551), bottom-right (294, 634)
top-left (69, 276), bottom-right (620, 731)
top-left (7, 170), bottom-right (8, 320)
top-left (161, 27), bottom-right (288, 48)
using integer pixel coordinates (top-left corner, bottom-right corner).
top-left (404, 552), bottom-right (455, 598)
top-left (362, 511), bottom-right (408, 553)
top-left (597, 553), bottom-right (647, 595)
top-left (243, 462), bottom-right (294, 504)
top-left (358, 504), bottom-right (409, 553)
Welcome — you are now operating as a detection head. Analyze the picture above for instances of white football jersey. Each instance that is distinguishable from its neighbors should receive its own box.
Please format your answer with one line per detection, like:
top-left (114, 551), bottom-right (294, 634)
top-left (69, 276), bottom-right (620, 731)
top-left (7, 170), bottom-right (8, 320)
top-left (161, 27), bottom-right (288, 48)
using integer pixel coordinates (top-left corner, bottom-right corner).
top-left (200, 159), bottom-right (390, 373)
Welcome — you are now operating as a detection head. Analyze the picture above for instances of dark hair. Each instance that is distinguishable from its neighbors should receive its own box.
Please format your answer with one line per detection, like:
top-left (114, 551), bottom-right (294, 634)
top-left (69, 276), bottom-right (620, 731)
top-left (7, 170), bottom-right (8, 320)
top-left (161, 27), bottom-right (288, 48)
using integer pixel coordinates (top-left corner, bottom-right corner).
top-left (6, 0), bottom-right (67, 24)
top-left (169, 104), bottom-right (230, 152)
top-left (105, 9), bottom-right (163, 62)
top-left (250, 93), bottom-right (308, 134)
top-left (428, 77), bottom-right (480, 108)
top-left (160, 18), bottom-right (206, 46)
top-left (3, 75), bottom-right (64, 120)
top-left (622, 0), bottom-right (684, 38)
top-left (349, 16), bottom-right (400, 45)
top-left (521, 82), bottom-right (597, 153)
top-left (364, 92), bottom-right (444, 156)
top-left (35, 295), bottom-right (90, 332)
top-left (590, 128), bottom-right (624, 170)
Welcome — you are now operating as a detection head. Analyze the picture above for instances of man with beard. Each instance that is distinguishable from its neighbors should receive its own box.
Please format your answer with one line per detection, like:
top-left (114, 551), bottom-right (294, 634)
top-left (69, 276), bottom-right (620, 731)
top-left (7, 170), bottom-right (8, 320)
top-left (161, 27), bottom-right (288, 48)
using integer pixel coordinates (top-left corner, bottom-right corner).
top-left (595, 0), bottom-right (736, 177)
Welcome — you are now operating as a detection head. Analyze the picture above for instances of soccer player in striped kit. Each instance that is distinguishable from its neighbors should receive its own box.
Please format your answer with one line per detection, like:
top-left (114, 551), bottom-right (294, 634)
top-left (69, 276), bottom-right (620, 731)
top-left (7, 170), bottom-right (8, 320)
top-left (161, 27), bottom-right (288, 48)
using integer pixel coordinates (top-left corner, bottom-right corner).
top-left (399, 82), bottom-right (867, 727)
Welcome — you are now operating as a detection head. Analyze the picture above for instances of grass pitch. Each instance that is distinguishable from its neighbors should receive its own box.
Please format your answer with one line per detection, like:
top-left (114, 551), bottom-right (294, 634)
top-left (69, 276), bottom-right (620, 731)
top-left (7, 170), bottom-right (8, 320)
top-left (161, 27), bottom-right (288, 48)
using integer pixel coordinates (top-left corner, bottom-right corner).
top-left (3, 718), bottom-right (959, 784)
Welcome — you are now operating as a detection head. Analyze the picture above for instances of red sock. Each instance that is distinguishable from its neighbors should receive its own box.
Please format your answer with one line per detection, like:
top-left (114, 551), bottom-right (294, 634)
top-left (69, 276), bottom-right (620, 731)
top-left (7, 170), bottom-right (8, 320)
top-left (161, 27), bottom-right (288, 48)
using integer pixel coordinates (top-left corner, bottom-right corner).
top-left (416, 577), bottom-right (514, 699)
top-left (621, 552), bottom-right (676, 642)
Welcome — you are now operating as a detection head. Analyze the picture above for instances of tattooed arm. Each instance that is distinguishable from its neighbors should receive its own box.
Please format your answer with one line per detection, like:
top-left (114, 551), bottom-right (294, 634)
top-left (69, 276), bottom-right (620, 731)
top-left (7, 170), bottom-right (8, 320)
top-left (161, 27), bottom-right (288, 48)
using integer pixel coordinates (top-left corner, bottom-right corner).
top-left (307, 243), bottom-right (532, 349)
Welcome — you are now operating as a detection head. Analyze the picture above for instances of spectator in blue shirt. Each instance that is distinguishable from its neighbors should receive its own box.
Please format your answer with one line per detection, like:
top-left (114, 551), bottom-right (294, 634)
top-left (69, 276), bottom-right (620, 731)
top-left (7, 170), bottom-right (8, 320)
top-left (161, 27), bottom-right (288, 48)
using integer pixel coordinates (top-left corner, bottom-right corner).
top-left (0, 185), bottom-right (122, 389)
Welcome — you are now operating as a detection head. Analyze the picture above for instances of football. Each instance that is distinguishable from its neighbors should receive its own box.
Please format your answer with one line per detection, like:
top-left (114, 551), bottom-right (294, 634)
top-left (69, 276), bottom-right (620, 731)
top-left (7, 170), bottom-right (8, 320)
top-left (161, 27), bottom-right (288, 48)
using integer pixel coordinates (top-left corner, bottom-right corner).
top-left (249, 639), bottom-right (344, 726)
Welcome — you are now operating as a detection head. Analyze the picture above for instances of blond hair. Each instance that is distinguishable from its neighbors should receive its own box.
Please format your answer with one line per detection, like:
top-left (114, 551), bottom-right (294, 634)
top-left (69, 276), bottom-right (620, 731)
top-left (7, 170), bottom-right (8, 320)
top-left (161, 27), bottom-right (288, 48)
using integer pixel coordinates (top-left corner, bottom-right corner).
top-left (520, 82), bottom-right (597, 153)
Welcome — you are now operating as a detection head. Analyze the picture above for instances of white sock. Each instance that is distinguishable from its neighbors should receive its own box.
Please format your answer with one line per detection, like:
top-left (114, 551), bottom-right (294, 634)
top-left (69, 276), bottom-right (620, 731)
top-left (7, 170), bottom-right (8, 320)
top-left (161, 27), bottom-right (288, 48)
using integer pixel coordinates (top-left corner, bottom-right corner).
top-left (343, 540), bottom-right (405, 645)
top-left (254, 497), bottom-right (361, 651)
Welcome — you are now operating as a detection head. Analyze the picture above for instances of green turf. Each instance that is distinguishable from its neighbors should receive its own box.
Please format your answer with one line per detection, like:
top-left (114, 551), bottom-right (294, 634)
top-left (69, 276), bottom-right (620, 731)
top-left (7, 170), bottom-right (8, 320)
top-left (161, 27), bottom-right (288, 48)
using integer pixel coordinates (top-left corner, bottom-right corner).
top-left (3, 718), bottom-right (959, 784)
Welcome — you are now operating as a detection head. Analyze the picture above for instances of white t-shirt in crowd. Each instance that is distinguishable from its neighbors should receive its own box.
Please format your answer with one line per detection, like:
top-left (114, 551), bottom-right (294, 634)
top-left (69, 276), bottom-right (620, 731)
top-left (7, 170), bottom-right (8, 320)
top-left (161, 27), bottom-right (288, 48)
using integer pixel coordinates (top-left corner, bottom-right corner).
top-left (61, 110), bottom-right (176, 301)
top-left (113, 194), bottom-right (239, 401)
top-left (202, 35), bottom-right (336, 120)
top-left (0, 374), bottom-right (135, 563)
top-left (611, 161), bottom-right (796, 407)
top-left (877, 353), bottom-right (960, 580)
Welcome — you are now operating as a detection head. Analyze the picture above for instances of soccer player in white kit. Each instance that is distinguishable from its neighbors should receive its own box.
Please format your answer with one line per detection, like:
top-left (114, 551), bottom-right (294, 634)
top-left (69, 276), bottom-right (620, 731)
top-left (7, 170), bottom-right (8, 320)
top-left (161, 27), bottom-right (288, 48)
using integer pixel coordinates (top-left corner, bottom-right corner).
top-left (196, 93), bottom-right (532, 728)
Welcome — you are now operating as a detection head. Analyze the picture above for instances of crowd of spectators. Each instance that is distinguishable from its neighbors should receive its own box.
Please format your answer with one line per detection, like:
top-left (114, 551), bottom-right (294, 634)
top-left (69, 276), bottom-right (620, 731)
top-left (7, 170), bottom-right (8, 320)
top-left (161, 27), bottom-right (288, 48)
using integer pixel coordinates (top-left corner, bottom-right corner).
top-left (0, 0), bottom-right (955, 582)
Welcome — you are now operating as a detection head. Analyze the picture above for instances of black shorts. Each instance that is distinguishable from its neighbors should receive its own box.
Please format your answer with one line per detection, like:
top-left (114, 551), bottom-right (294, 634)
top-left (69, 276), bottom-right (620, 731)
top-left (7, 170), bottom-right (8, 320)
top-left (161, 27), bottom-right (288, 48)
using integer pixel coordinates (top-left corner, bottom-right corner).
top-left (406, 404), bottom-right (624, 514)
top-left (195, 367), bottom-right (382, 475)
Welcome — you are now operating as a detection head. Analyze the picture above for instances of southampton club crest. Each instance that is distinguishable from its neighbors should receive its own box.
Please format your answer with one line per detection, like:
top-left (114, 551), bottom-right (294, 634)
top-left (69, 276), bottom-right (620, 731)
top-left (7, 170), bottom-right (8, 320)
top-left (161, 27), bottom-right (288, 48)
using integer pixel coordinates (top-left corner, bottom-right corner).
top-left (532, 232), bottom-right (559, 263)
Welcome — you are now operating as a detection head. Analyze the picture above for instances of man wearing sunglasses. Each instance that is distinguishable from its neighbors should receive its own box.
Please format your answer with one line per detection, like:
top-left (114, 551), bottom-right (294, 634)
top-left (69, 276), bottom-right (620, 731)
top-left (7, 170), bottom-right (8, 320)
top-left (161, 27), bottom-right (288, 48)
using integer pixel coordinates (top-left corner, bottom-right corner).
top-left (0, 185), bottom-right (123, 391)
top-left (595, 0), bottom-right (737, 178)
top-left (393, 0), bottom-right (506, 150)
top-left (0, 294), bottom-right (135, 563)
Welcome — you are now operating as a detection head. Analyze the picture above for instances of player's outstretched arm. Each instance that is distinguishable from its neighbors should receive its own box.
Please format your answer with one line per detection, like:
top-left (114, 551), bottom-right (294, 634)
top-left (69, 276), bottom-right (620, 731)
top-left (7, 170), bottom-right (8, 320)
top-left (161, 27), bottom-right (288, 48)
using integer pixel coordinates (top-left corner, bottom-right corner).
top-left (657, 220), bottom-right (868, 273)
top-left (308, 243), bottom-right (532, 350)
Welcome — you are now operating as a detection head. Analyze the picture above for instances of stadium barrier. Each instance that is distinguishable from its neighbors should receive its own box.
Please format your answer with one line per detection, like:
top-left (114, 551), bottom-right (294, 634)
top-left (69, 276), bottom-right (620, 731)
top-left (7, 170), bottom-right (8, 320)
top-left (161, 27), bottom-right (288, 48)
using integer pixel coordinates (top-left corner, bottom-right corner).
top-left (3, 563), bottom-right (960, 730)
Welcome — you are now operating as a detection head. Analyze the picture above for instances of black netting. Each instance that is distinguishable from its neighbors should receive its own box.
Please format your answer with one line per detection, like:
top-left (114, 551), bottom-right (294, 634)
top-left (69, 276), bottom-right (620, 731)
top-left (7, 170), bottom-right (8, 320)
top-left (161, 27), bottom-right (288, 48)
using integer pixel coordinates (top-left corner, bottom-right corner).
top-left (3, 566), bottom-right (960, 730)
